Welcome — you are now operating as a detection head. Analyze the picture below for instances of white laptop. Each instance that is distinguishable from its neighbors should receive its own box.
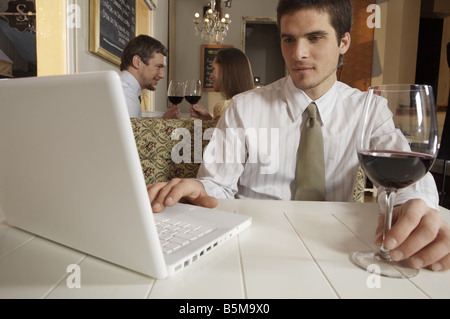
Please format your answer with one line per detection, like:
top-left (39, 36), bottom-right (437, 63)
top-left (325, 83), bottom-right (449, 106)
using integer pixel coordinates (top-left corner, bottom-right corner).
top-left (0, 71), bottom-right (251, 279)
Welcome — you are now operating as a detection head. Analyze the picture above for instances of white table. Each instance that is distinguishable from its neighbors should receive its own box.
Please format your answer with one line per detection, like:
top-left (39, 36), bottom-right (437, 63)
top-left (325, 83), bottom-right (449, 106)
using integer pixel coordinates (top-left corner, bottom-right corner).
top-left (0, 200), bottom-right (449, 299)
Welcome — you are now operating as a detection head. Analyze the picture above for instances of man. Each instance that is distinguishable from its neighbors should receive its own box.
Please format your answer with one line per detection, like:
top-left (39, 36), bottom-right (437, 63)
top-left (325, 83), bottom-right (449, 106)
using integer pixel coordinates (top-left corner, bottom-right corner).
top-left (147, 0), bottom-right (450, 271)
top-left (120, 35), bottom-right (180, 119)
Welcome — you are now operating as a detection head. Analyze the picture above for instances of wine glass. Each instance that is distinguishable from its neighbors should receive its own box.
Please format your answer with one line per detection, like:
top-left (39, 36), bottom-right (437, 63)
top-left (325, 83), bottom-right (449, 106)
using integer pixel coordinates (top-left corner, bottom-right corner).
top-left (351, 84), bottom-right (438, 278)
top-left (167, 80), bottom-right (185, 108)
top-left (185, 79), bottom-right (202, 106)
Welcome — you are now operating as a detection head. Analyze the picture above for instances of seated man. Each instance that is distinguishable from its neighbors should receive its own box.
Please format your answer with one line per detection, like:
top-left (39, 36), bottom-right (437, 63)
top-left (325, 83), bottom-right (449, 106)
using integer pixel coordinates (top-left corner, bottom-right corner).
top-left (120, 35), bottom-right (180, 119)
top-left (147, 0), bottom-right (450, 272)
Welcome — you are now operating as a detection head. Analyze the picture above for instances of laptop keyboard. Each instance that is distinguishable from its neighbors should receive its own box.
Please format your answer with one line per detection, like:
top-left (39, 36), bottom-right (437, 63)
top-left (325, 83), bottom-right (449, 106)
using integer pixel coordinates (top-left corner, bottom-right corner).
top-left (154, 215), bottom-right (215, 255)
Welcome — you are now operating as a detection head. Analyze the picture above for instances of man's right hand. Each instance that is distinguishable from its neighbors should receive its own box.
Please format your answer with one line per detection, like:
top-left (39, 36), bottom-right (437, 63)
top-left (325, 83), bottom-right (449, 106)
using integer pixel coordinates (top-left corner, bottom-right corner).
top-left (147, 178), bottom-right (218, 213)
top-left (162, 105), bottom-right (181, 119)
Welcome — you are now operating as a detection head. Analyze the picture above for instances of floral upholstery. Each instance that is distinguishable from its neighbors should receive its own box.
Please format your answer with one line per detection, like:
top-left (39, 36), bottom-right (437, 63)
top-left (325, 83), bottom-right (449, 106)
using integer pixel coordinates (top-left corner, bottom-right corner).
top-left (131, 117), bottom-right (365, 202)
top-left (353, 166), bottom-right (366, 203)
top-left (131, 118), bottom-right (217, 185)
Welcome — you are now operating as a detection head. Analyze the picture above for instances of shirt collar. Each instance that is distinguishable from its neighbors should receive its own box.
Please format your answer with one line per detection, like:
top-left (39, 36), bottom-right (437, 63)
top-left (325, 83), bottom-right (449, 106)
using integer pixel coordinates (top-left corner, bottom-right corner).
top-left (120, 70), bottom-right (141, 97)
top-left (314, 80), bottom-right (338, 126)
top-left (284, 75), bottom-right (338, 126)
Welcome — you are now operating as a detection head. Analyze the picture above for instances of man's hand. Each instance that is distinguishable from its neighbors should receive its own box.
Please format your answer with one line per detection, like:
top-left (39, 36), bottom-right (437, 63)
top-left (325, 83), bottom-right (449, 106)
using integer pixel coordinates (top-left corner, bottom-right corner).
top-left (162, 105), bottom-right (181, 119)
top-left (375, 199), bottom-right (450, 271)
top-left (147, 178), bottom-right (218, 213)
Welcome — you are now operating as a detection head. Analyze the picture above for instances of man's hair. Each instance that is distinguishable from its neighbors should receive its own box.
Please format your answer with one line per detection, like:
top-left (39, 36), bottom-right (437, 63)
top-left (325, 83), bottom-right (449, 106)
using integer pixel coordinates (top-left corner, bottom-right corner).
top-left (277, 0), bottom-right (353, 68)
top-left (120, 35), bottom-right (168, 71)
top-left (215, 48), bottom-right (255, 98)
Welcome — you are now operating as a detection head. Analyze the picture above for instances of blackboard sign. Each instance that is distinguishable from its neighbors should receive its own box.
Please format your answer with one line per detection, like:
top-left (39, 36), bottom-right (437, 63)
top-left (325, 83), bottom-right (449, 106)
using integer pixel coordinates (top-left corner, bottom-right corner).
top-left (90, 0), bottom-right (136, 65)
top-left (201, 45), bottom-right (232, 91)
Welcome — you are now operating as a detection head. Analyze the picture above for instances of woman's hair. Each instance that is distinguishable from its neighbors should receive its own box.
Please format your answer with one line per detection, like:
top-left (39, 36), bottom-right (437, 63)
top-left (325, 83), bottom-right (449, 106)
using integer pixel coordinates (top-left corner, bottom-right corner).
top-left (215, 48), bottom-right (255, 98)
top-left (120, 35), bottom-right (168, 71)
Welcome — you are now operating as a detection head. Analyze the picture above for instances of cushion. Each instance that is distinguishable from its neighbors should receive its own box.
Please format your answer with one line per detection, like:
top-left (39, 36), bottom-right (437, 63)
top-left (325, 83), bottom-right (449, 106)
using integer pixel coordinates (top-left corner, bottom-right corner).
top-left (131, 118), bottom-right (217, 185)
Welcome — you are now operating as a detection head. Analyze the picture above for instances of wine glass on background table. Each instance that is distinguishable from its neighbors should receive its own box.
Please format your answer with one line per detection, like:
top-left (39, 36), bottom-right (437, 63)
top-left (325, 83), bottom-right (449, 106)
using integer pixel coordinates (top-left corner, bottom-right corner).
top-left (167, 80), bottom-right (185, 108)
top-left (185, 79), bottom-right (202, 106)
top-left (351, 84), bottom-right (438, 278)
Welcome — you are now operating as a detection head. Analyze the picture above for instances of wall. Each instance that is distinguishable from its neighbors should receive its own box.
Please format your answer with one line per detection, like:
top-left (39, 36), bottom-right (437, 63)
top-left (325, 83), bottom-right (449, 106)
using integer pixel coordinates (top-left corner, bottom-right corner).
top-left (372, 0), bottom-right (421, 86)
top-left (36, 0), bottom-right (67, 76)
top-left (75, 0), bottom-right (116, 73)
top-left (172, 0), bottom-right (278, 115)
top-left (153, 0), bottom-right (169, 111)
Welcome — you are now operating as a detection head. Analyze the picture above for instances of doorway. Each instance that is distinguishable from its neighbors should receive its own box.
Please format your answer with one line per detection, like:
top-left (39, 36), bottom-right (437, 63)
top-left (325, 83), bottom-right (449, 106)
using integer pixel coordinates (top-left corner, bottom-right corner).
top-left (242, 17), bottom-right (285, 87)
top-left (415, 17), bottom-right (443, 103)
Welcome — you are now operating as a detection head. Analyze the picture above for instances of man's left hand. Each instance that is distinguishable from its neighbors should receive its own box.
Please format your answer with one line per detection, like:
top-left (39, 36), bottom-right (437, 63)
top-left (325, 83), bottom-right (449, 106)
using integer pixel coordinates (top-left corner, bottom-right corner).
top-left (375, 198), bottom-right (450, 271)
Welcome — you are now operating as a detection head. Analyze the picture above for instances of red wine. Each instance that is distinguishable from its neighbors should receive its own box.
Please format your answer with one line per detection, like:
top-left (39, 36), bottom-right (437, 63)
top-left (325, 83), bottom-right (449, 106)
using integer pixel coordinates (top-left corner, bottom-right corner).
top-left (358, 150), bottom-right (435, 189)
top-left (168, 96), bottom-right (183, 105)
top-left (185, 95), bottom-right (201, 105)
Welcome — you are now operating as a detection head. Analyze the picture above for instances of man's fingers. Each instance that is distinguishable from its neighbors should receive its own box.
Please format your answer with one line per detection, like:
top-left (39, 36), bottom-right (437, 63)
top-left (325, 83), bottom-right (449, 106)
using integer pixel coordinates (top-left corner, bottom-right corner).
top-left (152, 178), bottom-right (184, 206)
top-left (147, 182), bottom-right (168, 202)
top-left (377, 200), bottom-right (430, 251)
top-left (428, 253), bottom-right (450, 272)
top-left (192, 195), bottom-right (219, 209)
top-left (408, 223), bottom-right (450, 270)
top-left (146, 179), bottom-right (216, 213)
top-left (373, 199), bottom-right (450, 271)
top-left (390, 212), bottom-right (441, 260)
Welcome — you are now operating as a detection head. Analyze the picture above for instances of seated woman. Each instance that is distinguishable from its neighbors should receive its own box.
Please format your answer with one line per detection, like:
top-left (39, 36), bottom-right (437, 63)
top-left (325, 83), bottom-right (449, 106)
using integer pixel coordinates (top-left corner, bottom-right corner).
top-left (190, 48), bottom-right (255, 120)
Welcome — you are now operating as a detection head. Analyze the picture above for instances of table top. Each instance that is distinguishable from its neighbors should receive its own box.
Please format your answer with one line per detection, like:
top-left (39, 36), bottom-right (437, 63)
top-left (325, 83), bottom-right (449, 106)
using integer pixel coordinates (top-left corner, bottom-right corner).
top-left (0, 199), bottom-right (449, 299)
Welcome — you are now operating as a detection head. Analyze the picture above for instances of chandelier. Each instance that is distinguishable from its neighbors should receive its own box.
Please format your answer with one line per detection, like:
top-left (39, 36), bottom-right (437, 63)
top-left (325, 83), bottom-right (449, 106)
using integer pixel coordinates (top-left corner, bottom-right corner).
top-left (193, 0), bottom-right (231, 44)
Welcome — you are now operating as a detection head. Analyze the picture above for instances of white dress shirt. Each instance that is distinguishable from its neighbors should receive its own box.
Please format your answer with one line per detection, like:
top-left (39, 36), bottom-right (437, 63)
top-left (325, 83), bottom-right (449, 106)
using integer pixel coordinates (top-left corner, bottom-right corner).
top-left (120, 70), bottom-right (142, 118)
top-left (197, 76), bottom-right (439, 209)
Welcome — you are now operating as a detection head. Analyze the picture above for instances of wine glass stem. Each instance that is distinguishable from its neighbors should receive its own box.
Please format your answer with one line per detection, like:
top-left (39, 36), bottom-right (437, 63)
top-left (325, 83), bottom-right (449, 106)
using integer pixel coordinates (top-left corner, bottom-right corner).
top-left (379, 189), bottom-right (396, 261)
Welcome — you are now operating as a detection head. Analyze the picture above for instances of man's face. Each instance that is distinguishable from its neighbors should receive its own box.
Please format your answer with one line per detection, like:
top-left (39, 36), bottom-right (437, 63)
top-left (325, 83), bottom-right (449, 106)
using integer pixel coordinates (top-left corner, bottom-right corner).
top-left (280, 8), bottom-right (350, 100)
top-left (137, 53), bottom-right (166, 91)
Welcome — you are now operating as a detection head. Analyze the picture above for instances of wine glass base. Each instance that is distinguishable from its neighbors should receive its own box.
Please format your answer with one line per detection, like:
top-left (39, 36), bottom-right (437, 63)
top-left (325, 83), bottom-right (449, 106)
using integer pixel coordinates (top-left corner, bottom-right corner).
top-left (351, 251), bottom-right (419, 279)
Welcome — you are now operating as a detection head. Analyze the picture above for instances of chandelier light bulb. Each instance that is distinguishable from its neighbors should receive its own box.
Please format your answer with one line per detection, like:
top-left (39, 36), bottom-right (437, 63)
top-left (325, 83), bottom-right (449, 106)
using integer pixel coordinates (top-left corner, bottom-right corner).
top-left (194, 12), bottom-right (200, 24)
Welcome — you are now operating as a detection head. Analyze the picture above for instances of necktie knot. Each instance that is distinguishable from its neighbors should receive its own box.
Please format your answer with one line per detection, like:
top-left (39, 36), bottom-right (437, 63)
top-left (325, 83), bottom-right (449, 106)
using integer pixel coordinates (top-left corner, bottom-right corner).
top-left (306, 102), bottom-right (318, 127)
top-left (307, 102), bottom-right (317, 119)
